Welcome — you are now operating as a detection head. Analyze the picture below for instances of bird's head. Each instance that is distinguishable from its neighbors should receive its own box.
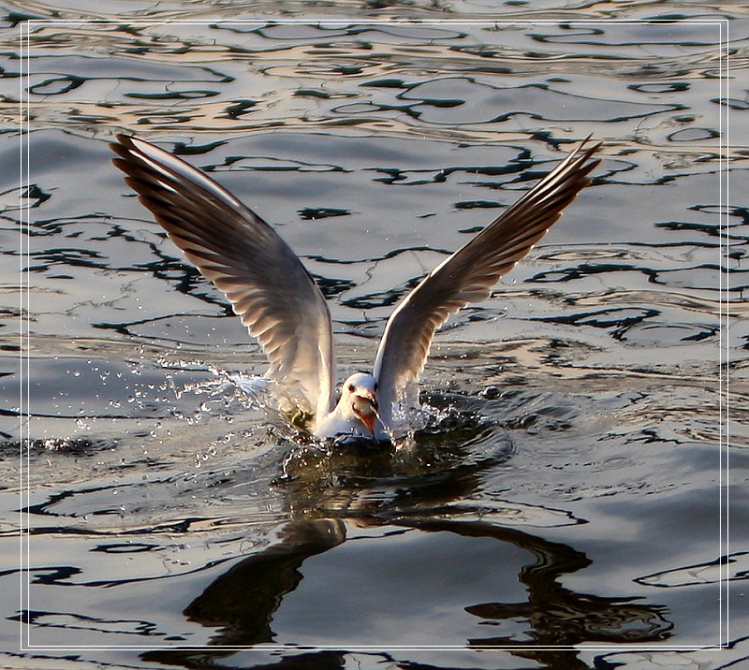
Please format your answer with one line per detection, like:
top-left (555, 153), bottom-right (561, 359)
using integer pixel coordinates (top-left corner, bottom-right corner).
top-left (340, 372), bottom-right (380, 434)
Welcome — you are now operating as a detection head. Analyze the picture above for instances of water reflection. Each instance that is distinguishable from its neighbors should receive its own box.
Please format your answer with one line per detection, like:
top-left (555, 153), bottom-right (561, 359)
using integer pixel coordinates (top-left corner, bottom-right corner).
top-left (141, 516), bottom-right (671, 666)
top-left (134, 436), bottom-right (671, 665)
top-left (181, 519), bottom-right (346, 646)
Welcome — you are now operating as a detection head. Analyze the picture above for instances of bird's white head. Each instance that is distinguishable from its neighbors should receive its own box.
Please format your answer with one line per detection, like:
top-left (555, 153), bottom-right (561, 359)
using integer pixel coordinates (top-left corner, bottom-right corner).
top-left (339, 372), bottom-right (380, 435)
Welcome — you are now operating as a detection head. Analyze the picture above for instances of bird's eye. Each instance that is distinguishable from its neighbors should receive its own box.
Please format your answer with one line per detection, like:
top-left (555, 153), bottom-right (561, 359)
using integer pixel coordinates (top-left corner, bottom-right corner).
top-left (348, 383), bottom-right (355, 392)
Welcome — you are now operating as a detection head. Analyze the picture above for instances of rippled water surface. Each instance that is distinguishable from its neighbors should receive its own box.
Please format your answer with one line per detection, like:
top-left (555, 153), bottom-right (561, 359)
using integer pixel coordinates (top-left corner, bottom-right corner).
top-left (2, 3), bottom-right (748, 669)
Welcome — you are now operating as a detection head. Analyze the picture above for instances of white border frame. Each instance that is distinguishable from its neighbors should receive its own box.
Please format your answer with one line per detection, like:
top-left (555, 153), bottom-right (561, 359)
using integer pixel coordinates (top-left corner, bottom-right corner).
top-left (17, 16), bottom-right (732, 658)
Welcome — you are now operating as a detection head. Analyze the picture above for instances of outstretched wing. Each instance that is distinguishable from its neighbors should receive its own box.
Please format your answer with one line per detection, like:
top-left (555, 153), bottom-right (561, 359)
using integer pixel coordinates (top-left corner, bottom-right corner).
top-left (111, 135), bottom-right (335, 419)
top-left (373, 139), bottom-right (601, 420)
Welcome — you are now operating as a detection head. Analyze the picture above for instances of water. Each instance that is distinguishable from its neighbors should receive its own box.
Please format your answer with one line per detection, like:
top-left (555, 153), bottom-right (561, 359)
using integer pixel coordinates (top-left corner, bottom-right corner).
top-left (2, 5), bottom-right (748, 669)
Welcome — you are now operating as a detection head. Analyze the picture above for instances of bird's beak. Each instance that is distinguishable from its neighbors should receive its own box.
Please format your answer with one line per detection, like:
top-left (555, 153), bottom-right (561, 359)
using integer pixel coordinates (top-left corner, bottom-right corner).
top-left (360, 410), bottom-right (377, 434)
top-left (352, 392), bottom-right (379, 434)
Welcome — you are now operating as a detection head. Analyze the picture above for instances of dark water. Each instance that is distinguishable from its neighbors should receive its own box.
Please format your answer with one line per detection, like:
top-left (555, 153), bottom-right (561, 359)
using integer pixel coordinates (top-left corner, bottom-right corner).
top-left (2, 5), bottom-right (748, 670)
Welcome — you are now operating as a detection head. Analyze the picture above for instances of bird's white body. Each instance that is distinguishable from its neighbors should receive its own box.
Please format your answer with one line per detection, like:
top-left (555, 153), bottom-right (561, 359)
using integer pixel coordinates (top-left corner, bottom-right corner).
top-left (111, 135), bottom-right (600, 443)
top-left (313, 373), bottom-right (388, 441)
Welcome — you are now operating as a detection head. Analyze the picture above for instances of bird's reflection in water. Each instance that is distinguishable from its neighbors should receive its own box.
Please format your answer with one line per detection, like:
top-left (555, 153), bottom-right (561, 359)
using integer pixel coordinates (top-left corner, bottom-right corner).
top-left (184, 518), bottom-right (347, 646)
top-left (142, 430), bottom-right (672, 670)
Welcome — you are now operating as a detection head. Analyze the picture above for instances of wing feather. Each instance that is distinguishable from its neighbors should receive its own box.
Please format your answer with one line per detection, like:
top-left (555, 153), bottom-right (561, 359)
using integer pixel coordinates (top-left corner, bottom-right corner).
top-left (373, 139), bottom-right (601, 420)
top-left (111, 135), bottom-right (335, 419)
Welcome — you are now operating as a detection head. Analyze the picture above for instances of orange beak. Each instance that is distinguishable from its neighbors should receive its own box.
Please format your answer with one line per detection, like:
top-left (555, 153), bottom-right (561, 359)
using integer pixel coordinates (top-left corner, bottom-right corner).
top-left (360, 410), bottom-right (377, 434)
top-left (352, 392), bottom-right (379, 434)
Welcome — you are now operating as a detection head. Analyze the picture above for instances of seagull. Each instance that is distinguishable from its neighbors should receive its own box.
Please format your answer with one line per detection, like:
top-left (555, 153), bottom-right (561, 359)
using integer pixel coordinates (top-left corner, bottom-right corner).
top-left (111, 135), bottom-right (600, 442)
